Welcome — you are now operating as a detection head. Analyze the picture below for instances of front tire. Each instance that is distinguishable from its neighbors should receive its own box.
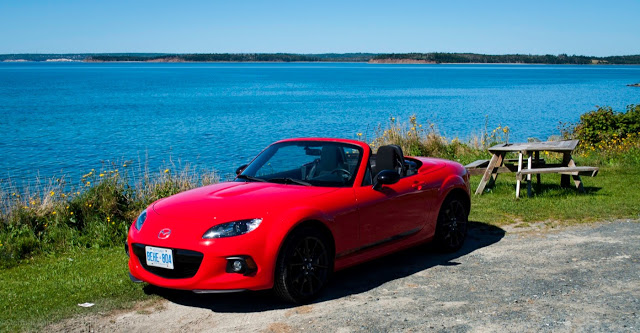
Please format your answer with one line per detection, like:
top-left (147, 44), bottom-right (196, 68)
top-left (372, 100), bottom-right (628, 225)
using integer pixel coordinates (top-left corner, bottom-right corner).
top-left (274, 227), bottom-right (332, 304)
top-left (434, 196), bottom-right (468, 252)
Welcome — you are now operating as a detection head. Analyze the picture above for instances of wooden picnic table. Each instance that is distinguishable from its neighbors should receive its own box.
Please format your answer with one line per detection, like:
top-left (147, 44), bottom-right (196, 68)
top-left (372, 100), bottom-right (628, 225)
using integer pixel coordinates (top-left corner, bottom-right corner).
top-left (471, 140), bottom-right (599, 198)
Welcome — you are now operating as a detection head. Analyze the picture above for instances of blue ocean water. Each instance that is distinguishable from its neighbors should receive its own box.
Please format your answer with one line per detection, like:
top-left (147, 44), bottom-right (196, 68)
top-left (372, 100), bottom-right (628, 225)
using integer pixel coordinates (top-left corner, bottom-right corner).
top-left (1, 62), bottom-right (638, 185)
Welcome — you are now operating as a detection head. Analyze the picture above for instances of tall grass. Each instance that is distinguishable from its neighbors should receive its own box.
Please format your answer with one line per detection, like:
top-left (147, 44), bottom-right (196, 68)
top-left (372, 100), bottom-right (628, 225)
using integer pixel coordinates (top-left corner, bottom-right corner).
top-left (0, 161), bottom-right (218, 268)
top-left (367, 115), bottom-right (509, 165)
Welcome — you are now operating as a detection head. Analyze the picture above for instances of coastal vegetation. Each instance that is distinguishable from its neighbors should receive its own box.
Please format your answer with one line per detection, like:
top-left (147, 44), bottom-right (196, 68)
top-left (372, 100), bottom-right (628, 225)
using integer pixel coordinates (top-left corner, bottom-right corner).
top-left (3, 53), bottom-right (640, 64)
top-left (1, 105), bottom-right (639, 331)
top-left (86, 53), bottom-right (377, 62)
top-left (371, 53), bottom-right (640, 64)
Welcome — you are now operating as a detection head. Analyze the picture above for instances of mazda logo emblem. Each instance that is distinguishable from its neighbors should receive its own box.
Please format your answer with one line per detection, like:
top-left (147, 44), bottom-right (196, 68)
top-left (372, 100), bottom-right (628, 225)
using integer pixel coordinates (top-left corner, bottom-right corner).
top-left (158, 228), bottom-right (171, 239)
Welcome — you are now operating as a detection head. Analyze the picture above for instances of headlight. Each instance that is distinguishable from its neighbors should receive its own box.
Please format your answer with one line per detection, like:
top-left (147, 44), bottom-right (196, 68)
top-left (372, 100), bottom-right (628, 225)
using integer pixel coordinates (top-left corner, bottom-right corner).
top-left (134, 210), bottom-right (147, 230)
top-left (202, 218), bottom-right (263, 239)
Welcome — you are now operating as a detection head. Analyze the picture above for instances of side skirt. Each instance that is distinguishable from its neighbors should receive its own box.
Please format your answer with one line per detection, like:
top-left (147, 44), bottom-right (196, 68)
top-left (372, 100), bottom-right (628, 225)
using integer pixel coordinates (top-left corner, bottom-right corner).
top-left (335, 228), bottom-right (421, 259)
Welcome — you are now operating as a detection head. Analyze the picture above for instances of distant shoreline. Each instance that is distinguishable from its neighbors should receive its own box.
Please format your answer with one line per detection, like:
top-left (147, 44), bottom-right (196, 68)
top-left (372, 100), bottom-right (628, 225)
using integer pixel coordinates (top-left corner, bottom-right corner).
top-left (4, 59), bottom-right (640, 66)
top-left (3, 52), bottom-right (640, 65)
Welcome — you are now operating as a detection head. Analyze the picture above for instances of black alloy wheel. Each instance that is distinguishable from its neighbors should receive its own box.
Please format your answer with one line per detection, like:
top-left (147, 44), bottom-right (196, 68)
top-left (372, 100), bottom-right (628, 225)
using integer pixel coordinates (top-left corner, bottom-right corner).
top-left (434, 197), bottom-right (468, 252)
top-left (274, 227), bottom-right (332, 303)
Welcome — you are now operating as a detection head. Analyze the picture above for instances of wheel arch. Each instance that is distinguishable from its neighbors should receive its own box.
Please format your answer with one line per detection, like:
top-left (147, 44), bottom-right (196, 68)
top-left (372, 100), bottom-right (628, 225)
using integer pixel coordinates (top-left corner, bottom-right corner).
top-left (277, 219), bottom-right (336, 262)
top-left (438, 173), bottom-right (471, 216)
top-left (444, 188), bottom-right (471, 217)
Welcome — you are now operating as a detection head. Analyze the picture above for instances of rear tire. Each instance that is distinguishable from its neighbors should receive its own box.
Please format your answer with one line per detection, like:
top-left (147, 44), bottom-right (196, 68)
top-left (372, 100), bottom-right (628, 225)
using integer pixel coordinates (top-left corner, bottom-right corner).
top-left (434, 196), bottom-right (468, 252)
top-left (274, 227), bottom-right (332, 304)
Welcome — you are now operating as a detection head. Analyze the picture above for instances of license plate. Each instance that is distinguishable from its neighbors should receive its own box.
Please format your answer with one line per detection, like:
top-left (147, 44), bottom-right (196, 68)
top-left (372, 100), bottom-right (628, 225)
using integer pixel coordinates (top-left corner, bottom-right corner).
top-left (145, 246), bottom-right (174, 269)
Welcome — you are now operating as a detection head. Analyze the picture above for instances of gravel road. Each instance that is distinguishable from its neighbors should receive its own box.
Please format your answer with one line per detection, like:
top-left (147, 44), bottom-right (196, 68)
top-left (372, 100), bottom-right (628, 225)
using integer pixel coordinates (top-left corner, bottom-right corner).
top-left (52, 220), bottom-right (639, 332)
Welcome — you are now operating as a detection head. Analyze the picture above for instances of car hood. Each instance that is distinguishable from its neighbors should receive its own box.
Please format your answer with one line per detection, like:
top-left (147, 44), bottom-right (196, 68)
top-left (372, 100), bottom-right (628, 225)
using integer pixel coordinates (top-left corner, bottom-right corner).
top-left (152, 181), bottom-right (339, 222)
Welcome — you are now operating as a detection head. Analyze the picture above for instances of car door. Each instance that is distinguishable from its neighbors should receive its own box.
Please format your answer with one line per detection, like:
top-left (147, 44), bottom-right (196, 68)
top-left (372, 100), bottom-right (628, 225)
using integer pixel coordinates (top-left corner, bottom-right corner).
top-left (354, 164), bottom-right (433, 246)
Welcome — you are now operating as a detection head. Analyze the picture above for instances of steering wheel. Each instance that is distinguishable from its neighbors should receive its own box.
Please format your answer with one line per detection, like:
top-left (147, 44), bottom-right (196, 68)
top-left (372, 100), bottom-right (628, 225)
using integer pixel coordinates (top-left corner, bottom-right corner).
top-left (330, 168), bottom-right (352, 178)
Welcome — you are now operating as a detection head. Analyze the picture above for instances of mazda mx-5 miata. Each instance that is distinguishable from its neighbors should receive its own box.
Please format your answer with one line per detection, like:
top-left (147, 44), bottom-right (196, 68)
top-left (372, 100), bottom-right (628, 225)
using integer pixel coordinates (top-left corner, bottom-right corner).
top-left (127, 138), bottom-right (470, 303)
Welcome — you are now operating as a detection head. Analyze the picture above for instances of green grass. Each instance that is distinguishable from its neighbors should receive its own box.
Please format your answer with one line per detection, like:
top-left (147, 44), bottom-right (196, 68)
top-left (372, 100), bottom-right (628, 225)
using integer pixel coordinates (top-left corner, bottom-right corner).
top-left (469, 164), bottom-right (640, 225)
top-left (0, 247), bottom-right (154, 332)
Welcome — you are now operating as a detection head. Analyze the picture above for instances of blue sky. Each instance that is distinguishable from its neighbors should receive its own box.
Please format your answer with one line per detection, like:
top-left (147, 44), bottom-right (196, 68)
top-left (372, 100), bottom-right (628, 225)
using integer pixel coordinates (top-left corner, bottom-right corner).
top-left (1, 0), bottom-right (638, 56)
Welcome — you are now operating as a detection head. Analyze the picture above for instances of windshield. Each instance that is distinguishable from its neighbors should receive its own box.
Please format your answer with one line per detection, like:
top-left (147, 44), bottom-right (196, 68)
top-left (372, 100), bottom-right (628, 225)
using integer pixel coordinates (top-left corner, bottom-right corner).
top-left (238, 141), bottom-right (363, 187)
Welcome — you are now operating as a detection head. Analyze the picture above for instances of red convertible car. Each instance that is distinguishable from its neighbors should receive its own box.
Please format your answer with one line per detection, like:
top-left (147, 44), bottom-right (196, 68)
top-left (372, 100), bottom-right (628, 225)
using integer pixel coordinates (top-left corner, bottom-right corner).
top-left (127, 138), bottom-right (470, 303)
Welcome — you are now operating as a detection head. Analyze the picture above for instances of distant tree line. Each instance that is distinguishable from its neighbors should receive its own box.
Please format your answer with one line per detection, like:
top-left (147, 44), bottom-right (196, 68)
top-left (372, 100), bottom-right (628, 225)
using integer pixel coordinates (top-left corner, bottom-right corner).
top-left (371, 53), bottom-right (640, 64)
top-left (85, 53), bottom-right (377, 62)
top-left (2, 53), bottom-right (640, 64)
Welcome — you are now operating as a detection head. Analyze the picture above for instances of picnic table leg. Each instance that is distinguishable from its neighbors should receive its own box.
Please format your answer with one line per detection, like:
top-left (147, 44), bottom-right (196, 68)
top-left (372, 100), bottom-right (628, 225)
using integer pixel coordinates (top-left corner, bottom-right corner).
top-left (515, 152), bottom-right (523, 198)
top-left (527, 151), bottom-right (533, 198)
top-left (534, 151), bottom-right (541, 190)
top-left (561, 153), bottom-right (571, 188)
top-left (568, 158), bottom-right (585, 192)
top-left (475, 153), bottom-right (501, 195)
top-left (487, 153), bottom-right (504, 188)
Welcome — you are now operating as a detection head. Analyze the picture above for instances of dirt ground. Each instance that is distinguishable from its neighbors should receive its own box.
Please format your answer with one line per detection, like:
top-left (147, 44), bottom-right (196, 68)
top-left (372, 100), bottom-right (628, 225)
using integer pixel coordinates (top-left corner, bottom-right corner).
top-left (50, 220), bottom-right (639, 332)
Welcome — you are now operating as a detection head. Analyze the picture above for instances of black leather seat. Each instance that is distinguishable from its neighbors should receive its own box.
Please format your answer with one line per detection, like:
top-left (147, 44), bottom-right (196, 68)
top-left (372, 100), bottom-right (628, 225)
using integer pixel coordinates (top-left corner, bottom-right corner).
top-left (374, 145), bottom-right (406, 177)
top-left (312, 145), bottom-right (346, 177)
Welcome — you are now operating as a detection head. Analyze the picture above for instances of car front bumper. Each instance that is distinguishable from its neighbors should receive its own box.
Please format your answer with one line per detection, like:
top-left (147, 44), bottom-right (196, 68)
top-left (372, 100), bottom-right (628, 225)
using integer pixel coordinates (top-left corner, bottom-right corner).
top-left (126, 236), bottom-right (275, 292)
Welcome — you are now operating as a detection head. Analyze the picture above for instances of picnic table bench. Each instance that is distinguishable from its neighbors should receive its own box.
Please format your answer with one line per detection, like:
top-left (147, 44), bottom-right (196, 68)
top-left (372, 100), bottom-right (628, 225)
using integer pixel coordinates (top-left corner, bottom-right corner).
top-left (466, 140), bottom-right (599, 198)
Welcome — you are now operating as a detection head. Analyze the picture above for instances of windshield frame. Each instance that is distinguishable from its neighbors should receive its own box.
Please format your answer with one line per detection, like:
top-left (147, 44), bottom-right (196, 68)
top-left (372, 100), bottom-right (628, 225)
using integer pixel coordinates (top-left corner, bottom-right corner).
top-left (237, 140), bottom-right (364, 188)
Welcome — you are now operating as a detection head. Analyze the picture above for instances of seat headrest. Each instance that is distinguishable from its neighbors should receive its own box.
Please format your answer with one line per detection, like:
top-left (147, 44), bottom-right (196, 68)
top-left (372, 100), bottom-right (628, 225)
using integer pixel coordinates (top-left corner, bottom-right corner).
top-left (376, 145), bottom-right (405, 176)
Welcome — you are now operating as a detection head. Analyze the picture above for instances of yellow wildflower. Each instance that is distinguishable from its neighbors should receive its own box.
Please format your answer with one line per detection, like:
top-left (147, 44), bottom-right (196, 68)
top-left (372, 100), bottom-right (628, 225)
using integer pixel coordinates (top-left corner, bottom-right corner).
top-left (52, 211), bottom-right (56, 215)
top-left (86, 181), bottom-right (90, 186)
top-left (50, 191), bottom-right (55, 197)
top-left (70, 212), bottom-right (74, 215)
top-left (357, 132), bottom-right (362, 137)
top-left (99, 173), bottom-right (104, 177)
top-left (164, 169), bottom-right (170, 173)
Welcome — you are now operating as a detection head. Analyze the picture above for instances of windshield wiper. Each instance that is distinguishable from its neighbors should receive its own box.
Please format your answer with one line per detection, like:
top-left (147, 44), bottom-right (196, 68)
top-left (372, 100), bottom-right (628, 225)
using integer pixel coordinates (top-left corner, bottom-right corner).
top-left (236, 174), bottom-right (268, 182)
top-left (267, 177), bottom-right (312, 186)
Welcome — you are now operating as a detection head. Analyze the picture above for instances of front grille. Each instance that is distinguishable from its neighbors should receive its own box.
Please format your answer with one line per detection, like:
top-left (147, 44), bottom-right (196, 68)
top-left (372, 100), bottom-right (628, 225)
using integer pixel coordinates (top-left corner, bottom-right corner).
top-left (132, 243), bottom-right (204, 279)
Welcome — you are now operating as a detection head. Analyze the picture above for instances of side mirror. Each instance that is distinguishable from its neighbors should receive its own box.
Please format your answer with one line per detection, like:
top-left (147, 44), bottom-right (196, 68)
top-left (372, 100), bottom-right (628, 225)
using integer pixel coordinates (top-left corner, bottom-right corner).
top-left (235, 164), bottom-right (248, 176)
top-left (373, 170), bottom-right (400, 190)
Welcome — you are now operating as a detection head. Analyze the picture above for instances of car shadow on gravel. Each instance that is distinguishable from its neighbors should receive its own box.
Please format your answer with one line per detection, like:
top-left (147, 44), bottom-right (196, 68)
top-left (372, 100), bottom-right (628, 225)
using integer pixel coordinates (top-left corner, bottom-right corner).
top-left (142, 221), bottom-right (505, 313)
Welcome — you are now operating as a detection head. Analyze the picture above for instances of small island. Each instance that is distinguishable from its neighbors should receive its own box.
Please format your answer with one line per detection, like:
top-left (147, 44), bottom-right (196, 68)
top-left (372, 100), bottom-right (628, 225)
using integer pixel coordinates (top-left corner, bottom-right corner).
top-left (628, 83), bottom-right (640, 87)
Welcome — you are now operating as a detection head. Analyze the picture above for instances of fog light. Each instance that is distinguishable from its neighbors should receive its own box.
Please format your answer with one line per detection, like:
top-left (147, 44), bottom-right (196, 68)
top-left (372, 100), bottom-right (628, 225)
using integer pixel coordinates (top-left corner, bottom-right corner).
top-left (232, 260), bottom-right (245, 272)
top-left (225, 256), bottom-right (257, 275)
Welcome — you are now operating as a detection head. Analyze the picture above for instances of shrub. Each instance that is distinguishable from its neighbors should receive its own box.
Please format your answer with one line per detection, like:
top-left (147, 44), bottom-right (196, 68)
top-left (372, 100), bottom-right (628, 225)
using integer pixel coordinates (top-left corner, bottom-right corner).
top-left (572, 104), bottom-right (640, 146)
top-left (565, 104), bottom-right (640, 165)
top-left (0, 163), bottom-right (219, 268)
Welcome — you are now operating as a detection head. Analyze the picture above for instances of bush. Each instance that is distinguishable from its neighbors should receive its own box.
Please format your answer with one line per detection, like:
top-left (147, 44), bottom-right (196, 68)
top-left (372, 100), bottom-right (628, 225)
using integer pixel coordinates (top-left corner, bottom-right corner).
top-left (564, 104), bottom-right (640, 165)
top-left (572, 104), bottom-right (640, 146)
top-left (0, 163), bottom-right (219, 268)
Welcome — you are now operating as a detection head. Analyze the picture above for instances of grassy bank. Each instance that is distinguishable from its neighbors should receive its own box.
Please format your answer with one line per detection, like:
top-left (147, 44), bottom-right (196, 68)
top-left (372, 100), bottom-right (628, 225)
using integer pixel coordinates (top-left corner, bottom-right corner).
top-left (0, 164), bottom-right (218, 269)
top-left (0, 247), bottom-right (153, 332)
top-left (1, 105), bottom-right (639, 331)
